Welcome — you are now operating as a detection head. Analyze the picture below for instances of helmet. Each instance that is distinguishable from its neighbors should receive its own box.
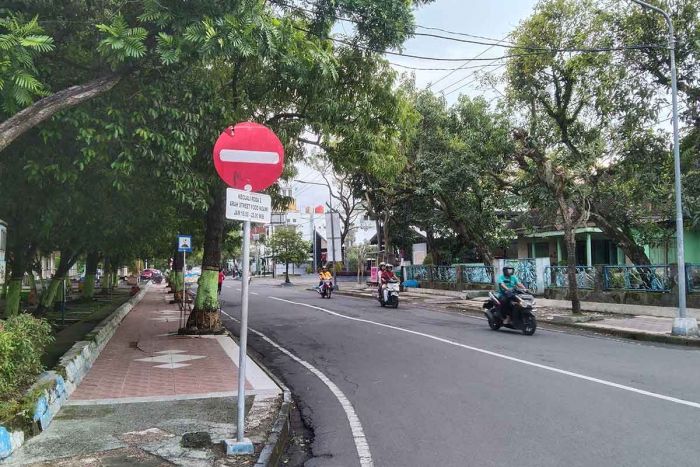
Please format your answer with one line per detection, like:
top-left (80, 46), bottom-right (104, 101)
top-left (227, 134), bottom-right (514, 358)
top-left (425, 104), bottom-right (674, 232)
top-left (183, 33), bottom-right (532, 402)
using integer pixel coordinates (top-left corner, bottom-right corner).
top-left (503, 266), bottom-right (515, 275)
top-left (387, 264), bottom-right (393, 269)
top-left (379, 262), bottom-right (386, 268)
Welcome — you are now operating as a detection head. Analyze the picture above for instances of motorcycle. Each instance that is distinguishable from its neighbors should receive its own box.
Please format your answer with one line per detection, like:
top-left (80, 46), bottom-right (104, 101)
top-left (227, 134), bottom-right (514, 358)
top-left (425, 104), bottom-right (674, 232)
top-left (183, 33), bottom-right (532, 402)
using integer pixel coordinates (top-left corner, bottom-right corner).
top-left (319, 279), bottom-right (333, 299)
top-left (378, 279), bottom-right (400, 308)
top-left (483, 289), bottom-right (537, 336)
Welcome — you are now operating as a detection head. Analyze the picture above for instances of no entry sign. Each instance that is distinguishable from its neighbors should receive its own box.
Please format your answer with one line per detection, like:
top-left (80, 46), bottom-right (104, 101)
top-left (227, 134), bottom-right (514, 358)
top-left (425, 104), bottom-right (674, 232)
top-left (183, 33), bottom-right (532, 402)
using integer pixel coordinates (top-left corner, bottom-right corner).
top-left (213, 122), bottom-right (285, 192)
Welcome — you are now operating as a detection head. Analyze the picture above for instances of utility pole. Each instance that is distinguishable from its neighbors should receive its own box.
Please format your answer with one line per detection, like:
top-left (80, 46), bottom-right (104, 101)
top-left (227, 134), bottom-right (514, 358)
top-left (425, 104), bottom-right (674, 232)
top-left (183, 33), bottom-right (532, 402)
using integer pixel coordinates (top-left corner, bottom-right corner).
top-left (295, 179), bottom-right (340, 290)
top-left (630, 0), bottom-right (697, 336)
top-left (311, 212), bottom-right (317, 273)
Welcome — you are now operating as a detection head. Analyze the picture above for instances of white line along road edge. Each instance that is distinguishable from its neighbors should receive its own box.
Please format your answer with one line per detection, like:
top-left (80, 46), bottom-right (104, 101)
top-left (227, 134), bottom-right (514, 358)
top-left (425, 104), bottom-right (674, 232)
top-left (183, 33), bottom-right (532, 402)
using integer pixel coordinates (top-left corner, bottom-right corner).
top-left (221, 310), bottom-right (373, 467)
top-left (269, 297), bottom-right (700, 411)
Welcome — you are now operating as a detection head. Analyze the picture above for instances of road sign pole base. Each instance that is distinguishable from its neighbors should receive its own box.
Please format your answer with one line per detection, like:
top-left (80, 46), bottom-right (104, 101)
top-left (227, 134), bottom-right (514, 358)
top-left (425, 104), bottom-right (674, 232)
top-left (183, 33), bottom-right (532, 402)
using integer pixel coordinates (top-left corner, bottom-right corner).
top-left (671, 317), bottom-right (699, 336)
top-left (223, 438), bottom-right (254, 456)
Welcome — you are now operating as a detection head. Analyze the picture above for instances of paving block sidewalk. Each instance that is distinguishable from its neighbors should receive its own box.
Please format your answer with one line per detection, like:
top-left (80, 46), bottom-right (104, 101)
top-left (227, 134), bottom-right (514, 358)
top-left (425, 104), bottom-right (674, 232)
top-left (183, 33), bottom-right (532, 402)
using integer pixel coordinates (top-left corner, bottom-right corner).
top-left (4, 285), bottom-right (282, 466)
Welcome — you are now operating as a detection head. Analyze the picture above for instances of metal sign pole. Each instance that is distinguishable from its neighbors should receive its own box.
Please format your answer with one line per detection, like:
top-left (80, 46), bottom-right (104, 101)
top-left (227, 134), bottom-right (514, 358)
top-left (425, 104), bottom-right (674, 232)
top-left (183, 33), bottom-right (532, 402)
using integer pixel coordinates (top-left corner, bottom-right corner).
top-left (182, 250), bottom-right (187, 329)
top-left (237, 220), bottom-right (251, 443)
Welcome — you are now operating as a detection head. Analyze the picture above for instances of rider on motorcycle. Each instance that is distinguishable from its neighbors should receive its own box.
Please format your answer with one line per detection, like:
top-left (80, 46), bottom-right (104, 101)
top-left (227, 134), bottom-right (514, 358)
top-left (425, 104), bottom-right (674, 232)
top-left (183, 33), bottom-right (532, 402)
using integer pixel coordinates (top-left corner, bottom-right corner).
top-left (380, 263), bottom-right (397, 302)
top-left (318, 266), bottom-right (332, 290)
top-left (377, 262), bottom-right (386, 296)
top-left (497, 266), bottom-right (527, 323)
top-left (382, 264), bottom-right (397, 283)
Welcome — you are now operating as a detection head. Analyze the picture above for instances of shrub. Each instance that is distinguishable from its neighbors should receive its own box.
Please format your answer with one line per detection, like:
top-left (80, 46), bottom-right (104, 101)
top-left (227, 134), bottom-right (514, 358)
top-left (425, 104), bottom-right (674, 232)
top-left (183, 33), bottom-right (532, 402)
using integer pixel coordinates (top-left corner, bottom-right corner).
top-left (0, 314), bottom-right (53, 403)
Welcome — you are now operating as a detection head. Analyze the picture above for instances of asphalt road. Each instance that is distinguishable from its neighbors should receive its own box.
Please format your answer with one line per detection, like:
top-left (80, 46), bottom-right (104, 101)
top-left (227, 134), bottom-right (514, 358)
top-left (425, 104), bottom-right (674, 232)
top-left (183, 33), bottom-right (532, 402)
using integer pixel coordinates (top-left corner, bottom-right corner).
top-left (220, 280), bottom-right (700, 467)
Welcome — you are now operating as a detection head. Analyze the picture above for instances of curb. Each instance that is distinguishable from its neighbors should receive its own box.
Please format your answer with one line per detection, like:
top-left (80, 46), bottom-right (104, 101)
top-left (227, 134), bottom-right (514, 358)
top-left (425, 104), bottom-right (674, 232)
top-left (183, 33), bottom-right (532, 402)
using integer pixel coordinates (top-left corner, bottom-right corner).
top-left (341, 288), bottom-right (700, 348)
top-left (225, 330), bottom-right (292, 467)
top-left (0, 285), bottom-right (150, 461)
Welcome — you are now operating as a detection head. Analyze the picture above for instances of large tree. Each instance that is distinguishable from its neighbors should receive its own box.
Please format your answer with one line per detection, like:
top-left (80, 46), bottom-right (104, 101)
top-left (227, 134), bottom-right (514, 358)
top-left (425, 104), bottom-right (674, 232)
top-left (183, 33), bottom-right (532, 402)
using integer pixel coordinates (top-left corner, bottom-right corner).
top-left (267, 228), bottom-right (310, 284)
top-left (506, 0), bottom-right (674, 312)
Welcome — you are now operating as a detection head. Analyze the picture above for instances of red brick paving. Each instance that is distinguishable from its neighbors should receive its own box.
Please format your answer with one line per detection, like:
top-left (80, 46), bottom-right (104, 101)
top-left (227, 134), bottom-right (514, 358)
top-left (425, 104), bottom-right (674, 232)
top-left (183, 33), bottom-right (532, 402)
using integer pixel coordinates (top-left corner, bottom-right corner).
top-left (70, 285), bottom-right (251, 401)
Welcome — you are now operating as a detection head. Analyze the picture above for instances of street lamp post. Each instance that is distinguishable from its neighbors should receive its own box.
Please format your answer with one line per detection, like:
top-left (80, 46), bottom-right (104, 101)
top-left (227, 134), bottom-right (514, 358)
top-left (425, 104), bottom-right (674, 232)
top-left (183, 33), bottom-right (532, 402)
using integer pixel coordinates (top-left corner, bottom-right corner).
top-left (630, 1), bottom-right (697, 336)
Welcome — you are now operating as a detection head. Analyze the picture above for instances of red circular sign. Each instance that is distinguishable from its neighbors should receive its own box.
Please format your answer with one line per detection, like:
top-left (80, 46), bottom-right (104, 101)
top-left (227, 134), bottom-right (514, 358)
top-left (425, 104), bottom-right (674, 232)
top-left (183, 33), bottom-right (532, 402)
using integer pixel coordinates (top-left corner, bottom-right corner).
top-left (213, 122), bottom-right (285, 191)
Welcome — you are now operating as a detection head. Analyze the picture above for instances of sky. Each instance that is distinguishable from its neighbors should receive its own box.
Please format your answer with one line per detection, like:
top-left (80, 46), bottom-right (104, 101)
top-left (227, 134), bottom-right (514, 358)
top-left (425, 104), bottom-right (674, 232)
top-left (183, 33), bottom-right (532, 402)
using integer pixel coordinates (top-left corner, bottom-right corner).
top-left (292, 0), bottom-right (539, 210)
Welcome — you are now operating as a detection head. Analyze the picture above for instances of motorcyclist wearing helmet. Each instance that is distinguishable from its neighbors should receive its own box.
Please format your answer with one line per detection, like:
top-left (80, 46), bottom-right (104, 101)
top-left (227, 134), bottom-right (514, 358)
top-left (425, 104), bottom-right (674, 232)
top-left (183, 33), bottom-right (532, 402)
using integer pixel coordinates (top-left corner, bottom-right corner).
top-left (382, 264), bottom-right (397, 284)
top-left (496, 266), bottom-right (526, 323)
top-left (377, 262), bottom-right (387, 297)
top-left (318, 266), bottom-right (332, 289)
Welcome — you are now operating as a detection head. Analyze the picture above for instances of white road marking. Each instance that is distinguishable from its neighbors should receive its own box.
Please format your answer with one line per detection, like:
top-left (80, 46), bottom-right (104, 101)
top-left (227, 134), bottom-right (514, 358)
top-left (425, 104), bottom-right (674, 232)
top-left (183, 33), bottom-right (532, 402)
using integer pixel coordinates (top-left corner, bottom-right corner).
top-left (221, 310), bottom-right (373, 467)
top-left (269, 297), bottom-right (700, 410)
top-left (251, 292), bottom-right (259, 295)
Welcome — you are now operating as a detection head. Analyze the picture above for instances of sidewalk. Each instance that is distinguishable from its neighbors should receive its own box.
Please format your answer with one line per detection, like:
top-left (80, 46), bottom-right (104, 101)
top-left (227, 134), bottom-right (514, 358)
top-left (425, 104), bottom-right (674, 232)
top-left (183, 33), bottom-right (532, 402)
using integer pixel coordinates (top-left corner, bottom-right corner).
top-left (4, 285), bottom-right (282, 466)
top-left (339, 286), bottom-right (700, 345)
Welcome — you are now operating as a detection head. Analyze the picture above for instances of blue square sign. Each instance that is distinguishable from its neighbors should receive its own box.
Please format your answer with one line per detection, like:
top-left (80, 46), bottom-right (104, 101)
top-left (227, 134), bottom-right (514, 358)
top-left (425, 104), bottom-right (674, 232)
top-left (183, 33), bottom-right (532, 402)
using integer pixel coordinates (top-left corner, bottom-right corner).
top-left (177, 235), bottom-right (192, 252)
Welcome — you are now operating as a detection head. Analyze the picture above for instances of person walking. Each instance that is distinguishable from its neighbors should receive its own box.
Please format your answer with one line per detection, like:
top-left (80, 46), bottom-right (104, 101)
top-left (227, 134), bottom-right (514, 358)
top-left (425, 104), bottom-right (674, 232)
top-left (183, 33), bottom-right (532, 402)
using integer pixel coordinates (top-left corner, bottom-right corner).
top-left (218, 268), bottom-right (225, 294)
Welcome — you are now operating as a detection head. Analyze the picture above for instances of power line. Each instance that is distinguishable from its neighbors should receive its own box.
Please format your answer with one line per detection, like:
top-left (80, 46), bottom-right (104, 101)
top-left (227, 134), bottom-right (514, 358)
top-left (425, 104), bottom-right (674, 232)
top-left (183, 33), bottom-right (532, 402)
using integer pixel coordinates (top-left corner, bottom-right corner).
top-left (389, 62), bottom-right (505, 72)
top-left (443, 63), bottom-right (507, 97)
top-left (415, 25), bottom-right (516, 45)
top-left (428, 34), bottom-right (511, 90)
top-left (277, 1), bottom-right (666, 54)
top-left (437, 60), bottom-right (505, 94)
top-left (279, 3), bottom-right (666, 62)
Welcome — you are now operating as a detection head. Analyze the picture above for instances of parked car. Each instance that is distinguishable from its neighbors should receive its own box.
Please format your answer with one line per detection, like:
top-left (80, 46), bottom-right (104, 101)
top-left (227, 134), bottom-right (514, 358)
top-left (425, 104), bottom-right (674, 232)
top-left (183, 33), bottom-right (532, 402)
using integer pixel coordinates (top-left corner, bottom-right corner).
top-left (140, 269), bottom-right (155, 281)
top-left (184, 266), bottom-right (201, 284)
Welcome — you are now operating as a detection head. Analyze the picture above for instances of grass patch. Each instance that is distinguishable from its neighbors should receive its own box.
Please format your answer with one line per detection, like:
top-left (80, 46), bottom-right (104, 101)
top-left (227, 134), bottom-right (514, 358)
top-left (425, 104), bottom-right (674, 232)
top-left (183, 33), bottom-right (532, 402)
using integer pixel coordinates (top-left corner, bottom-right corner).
top-left (41, 289), bottom-right (132, 369)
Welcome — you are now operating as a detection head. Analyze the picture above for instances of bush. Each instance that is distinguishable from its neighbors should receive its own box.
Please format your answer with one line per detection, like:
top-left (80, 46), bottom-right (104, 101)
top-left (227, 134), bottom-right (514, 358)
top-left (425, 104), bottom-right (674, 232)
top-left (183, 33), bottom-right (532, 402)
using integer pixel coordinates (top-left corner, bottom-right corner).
top-left (0, 314), bottom-right (53, 402)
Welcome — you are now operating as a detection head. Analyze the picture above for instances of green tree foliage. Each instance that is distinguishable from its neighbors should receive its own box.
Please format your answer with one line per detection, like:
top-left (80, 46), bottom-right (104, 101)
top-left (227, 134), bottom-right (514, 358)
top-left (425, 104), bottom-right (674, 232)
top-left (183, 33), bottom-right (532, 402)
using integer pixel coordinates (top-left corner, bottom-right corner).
top-left (0, 14), bottom-right (53, 112)
top-left (409, 88), bottom-right (515, 265)
top-left (506, 0), bottom-right (678, 311)
top-left (267, 228), bottom-right (310, 284)
top-left (617, 0), bottom-right (700, 227)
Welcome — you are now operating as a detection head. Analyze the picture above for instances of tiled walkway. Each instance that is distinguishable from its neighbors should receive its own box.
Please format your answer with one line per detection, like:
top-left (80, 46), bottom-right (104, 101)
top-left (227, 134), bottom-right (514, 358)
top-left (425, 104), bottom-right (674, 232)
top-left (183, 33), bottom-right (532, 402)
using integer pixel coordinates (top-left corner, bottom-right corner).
top-left (69, 285), bottom-right (270, 404)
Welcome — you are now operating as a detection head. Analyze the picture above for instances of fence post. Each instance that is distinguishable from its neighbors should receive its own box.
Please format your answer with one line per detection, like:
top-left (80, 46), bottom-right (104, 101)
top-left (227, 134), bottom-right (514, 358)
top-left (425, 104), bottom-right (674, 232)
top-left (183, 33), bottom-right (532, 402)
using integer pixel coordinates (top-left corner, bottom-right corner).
top-left (456, 265), bottom-right (463, 290)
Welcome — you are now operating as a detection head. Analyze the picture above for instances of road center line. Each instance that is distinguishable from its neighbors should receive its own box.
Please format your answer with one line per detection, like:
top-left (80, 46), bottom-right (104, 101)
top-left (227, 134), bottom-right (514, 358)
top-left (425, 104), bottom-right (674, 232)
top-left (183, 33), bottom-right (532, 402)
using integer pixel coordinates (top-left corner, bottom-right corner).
top-left (268, 296), bottom-right (700, 410)
top-left (220, 310), bottom-right (373, 467)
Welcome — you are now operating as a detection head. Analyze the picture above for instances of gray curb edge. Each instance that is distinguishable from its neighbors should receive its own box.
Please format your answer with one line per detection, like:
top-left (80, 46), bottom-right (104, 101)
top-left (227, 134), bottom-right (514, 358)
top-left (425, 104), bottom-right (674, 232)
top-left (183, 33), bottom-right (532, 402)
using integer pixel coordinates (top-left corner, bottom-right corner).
top-left (225, 330), bottom-right (292, 467)
top-left (336, 289), bottom-right (700, 348)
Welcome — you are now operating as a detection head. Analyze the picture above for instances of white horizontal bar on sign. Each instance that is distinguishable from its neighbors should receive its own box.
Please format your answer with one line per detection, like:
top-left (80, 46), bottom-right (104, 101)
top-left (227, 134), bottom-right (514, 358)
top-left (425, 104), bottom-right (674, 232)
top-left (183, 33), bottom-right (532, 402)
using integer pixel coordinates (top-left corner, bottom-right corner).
top-left (220, 149), bottom-right (279, 164)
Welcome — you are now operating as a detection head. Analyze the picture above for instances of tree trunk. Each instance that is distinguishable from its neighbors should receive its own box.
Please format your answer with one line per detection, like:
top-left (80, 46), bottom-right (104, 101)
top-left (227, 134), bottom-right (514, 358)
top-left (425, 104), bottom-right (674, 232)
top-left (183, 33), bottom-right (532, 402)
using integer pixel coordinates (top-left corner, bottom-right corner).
top-left (0, 73), bottom-right (122, 153)
top-left (27, 273), bottom-right (38, 306)
top-left (4, 279), bottom-right (22, 318)
top-left (375, 219), bottom-right (382, 253)
top-left (559, 202), bottom-right (581, 314)
top-left (170, 251), bottom-right (184, 302)
top-left (82, 251), bottom-right (99, 300)
top-left (476, 244), bottom-right (495, 268)
top-left (285, 262), bottom-right (290, 283)
top-left (590, 212), bottom-right (651, 265)
top-left (382, 214), bottom-right (392, 263)
top-left (101, 257), bottom-right (111, 293)
top-left (185, 185), bottom-right (225, 334)
top-left (37, 251), bottom-right (77, 314)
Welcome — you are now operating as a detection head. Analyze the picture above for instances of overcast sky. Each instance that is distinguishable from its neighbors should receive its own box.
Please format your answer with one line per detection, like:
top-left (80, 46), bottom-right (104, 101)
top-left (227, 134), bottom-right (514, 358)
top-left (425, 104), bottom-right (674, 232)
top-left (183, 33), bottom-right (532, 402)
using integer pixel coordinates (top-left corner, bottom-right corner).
top-left (293, 0), bottom-right (539, 210)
